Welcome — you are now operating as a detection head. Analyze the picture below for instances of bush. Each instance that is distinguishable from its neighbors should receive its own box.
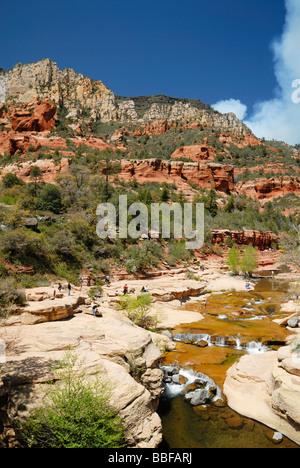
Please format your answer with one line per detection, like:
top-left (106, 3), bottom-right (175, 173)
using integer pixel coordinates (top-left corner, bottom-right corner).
top-left (0, 278), bottom-right (26, 316)
top-left (51, 230), bottom-right (80, 262)
top-left (68, 212), bottom-right (97, 248)
top-left (1, 228), bottom-right (50, 270)
top-left (2, 173), bottom-right (24, 189)
top-left (167, 240), bottom-right (193, 266)
top-left (17, 351), bottom-right (126, 448)
top-left (36, 184), bottom-right (62, 213)
top-left (126, 240), bottom-right (163, 272)
top-left (119, 293), bottom-right (159, 329)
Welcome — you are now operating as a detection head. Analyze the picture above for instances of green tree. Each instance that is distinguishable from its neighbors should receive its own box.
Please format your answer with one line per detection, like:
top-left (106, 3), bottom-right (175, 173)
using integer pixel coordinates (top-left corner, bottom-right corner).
top-left (240, 244), bottom-right (258, 277)
top-left (29, 165), bottom-right (42, 196)
top-left (227, 243), bottom-right (240, 275)
top-left (18, 351), bottom-right (126, 448)
top-left (224, 194), bottom-right (235, 213)
top-left (2, 172), bottom-right (24, 189)
top-left (126, 240), bottom-right (163, 272)
top-left (36, 184), bottom-right (62, 213)
top-left (206, 188), bottom-right (218, 217)
top-left (160, 184), bottom-right (170, 202)
top-left (1, 228), bottom-right (49, 269)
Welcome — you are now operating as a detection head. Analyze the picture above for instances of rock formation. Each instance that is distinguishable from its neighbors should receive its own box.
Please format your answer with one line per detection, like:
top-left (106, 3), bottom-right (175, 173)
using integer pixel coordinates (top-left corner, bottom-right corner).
top-left (0, 59), bottom-right (117, 123)
top-left (223, 339), bottom-right (300, 446)
top-left (211, 229), bottom-right (279, 250)
top-left (118, 159), bottom-right (234, 193)
top-left (0, 288), bottom-right (170, 448)
top-left (0, 59), bottom-right (252, 134)
top-left (170, 144), bottom-right (216, 161)
top-left (237, 176), bottom-right (300, 200)
top-left (0, 158), bottom-right (71, 184)
top-left (11, 97), bottom-right (56, 132)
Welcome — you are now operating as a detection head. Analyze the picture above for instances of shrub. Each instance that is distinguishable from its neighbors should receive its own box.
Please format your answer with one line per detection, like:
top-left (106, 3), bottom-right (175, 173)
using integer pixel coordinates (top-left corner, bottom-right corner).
top-left (17, 351), bottom-right (126, 448)
top-left (68, 213), bottom-right (97, 248)
top-left (51, 230), bottom-right (79, 261)
top-left (2, 173), bottom-right (24, 189)
top-left (126, 240), bottom-right (163, 272)
top-left (0, 278), bottom-right (26, 317)
top-left (119, 293), bottom-right (159, 329)
top-left (36, 184), bottom-right (62, 213)
top-left (0, 228), bottom-right (50, 270)
top-left (167, 240), bottom-right (193, 266)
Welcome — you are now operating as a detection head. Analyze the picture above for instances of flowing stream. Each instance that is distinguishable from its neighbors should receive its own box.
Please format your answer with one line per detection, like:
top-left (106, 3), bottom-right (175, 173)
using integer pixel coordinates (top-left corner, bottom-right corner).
top-left (157, 275), bottom-right (300, 448)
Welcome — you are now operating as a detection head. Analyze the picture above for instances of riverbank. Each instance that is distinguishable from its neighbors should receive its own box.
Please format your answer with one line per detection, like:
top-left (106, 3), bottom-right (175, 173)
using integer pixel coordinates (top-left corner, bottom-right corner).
top-left (102, 266), bottom-right (255, 329)
top-left (1, 253), bottom-right (299, 448)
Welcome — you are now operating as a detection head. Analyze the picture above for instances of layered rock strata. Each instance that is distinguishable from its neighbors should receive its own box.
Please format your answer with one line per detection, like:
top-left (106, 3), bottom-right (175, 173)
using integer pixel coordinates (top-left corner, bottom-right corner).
top-left (211, 229), bottom-right (279, 250)
top-left (237, 176), bottom-right (300, 200)
top-left (119, 159), bottom-right (234, 193)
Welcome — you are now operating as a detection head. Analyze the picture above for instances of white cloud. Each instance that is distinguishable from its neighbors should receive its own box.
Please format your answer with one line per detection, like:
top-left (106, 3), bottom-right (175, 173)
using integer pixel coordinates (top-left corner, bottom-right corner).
top-left (211, 1), bottom-right (300, 146)
top-left (244, 0), bottom-right (300, 145)
top-left (212, 98), bottom-right (248, 120)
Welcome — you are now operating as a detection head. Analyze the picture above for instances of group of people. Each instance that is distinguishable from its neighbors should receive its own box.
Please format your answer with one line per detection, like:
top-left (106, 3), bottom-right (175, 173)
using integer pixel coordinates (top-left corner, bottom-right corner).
top-left (122, 284), bottom-right (149, 295)
top-left (57, 282), bottom-right (72, 296)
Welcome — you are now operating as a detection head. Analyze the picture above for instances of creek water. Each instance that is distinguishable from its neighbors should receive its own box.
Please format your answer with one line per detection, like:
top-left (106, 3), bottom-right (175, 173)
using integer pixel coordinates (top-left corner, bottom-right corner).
top-left (157, 275), bottom-right (300, 448)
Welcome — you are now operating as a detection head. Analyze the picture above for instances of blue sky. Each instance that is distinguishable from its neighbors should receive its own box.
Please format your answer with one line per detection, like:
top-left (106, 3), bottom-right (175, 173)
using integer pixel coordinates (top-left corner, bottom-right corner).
top-left (1, 0), bottom-right (299, 144)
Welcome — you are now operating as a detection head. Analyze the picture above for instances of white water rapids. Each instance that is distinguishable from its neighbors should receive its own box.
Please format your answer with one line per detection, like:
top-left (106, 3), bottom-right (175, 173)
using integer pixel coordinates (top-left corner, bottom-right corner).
top-left (172, 333), bottom-right (269, 354)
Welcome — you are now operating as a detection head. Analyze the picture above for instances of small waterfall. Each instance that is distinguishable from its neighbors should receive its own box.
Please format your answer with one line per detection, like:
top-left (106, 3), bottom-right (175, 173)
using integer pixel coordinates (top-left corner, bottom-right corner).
top-left (161, 366), bottom-right (222, 402)
top-left (161, 367), bottom-right (197, 398)
top-left (214, 336), bottom-right (227, 347)
top-left (172, 333), bottom-right (212, 346)
top-left (233, 336), bottom-right (243, 350)
top-left (172, 333), bottom-right (269, 354)
top-left (245, 341), bottom-right (269, 354)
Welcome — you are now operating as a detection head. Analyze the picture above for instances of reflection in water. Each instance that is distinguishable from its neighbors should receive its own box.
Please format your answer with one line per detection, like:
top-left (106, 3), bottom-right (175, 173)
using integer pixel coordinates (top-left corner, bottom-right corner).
top-left (158, 276), bottom-right (300, 448)
top-left (158, 396), bottom-right (299, 449)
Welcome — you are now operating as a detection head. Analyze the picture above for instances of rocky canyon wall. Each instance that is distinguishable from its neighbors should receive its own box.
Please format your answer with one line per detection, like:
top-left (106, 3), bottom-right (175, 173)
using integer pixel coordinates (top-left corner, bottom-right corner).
top-left (0, 59), bottom-right (252, 134)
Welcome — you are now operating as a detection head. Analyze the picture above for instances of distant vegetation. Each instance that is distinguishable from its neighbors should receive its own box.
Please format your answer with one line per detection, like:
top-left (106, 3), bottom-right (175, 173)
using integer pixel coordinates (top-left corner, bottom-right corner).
top-left (1, 101), bottom-right (300, 287)
top-left (0, 146), bottom-right (298, 289)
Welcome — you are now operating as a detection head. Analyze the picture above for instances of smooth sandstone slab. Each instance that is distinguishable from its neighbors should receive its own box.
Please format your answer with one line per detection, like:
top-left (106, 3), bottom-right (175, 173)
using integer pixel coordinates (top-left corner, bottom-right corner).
top-left (224, 350), bottom-right (300, 445)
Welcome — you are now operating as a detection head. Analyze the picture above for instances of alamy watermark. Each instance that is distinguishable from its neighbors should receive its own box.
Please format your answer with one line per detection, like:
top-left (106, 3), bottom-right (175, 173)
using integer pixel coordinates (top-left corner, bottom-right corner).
top-left (291, 79), bottom-right (300, 103)
top-left (96, 195), bottom-right (204, 249)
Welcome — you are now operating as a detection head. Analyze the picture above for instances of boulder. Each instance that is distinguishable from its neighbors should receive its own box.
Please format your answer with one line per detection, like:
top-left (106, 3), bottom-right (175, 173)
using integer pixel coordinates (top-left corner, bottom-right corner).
top-left (287, 317), bottom-right (299, 328)
top-left (11, 98), bottom-right (57, 132)
top-left (223, 348), bottom-right (300, 445)
top-left (189, 388), bottom-right (210, 406)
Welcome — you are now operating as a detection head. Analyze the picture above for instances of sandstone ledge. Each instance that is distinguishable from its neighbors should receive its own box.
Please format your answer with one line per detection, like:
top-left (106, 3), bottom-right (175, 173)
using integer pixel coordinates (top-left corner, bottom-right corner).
top-left (0, 311), bottom-right (169, 447)
top-left (223, 345), bottom-right (300, 446)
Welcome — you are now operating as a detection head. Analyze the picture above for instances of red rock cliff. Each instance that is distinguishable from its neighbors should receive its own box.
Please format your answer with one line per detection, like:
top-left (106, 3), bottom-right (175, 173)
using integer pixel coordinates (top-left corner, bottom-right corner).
top-left (118, 159), bottom-right (234, 193)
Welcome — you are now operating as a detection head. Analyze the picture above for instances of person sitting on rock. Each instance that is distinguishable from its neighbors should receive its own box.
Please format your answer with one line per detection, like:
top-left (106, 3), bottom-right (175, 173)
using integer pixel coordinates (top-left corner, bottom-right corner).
top-left (92, 304), bottom-right (102, 317)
